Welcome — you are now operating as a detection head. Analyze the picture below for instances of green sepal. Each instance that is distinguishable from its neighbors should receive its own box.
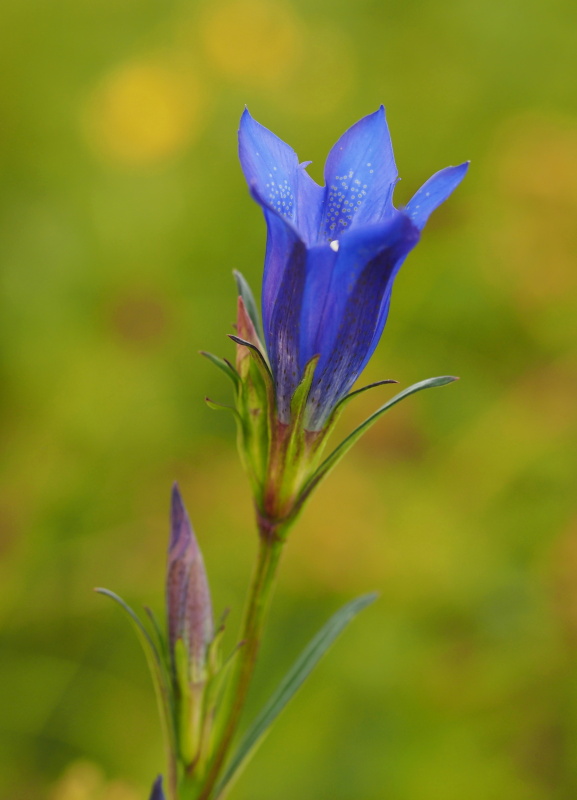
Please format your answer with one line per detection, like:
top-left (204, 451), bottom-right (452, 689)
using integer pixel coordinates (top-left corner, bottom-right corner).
top-left (174, 637), bottom-right (197, 765)
top-left (289, 355), bottom-right (319, 428)
top-left (200, 351), bottom-right (240, 388)
top-left (230, 335), bottom-right (276, 501)
top-left (212, 593), bottom-right (378, 799)
top-left (228, 336), bottom-right (273, 384)
top-left (205, 397), bottom-right (242, 420)
top-left (174, 636), bottom-right (207, 770)
top-left (233, 270), bottom-right (264, 344)
top-left (273, 356), bottom-right (320, 511)
top-left (294, 376), bottom-right (459, 515)
top-left (95, 589), bottom-right (178, 789)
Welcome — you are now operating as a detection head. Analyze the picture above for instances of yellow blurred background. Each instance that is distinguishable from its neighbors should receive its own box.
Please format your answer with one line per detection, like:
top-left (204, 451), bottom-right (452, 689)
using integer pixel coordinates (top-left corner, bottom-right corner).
top-left (1, 0), bottom-right (576, 797)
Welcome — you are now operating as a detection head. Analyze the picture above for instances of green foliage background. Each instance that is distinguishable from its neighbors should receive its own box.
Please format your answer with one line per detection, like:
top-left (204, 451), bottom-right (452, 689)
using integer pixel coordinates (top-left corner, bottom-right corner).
top-left (1, 0), bottom-right (576, 797)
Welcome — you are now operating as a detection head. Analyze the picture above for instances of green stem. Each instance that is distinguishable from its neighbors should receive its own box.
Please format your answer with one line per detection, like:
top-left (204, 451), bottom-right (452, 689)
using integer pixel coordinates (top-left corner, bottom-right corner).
top-left (196, 523), bottom-right (286, 800)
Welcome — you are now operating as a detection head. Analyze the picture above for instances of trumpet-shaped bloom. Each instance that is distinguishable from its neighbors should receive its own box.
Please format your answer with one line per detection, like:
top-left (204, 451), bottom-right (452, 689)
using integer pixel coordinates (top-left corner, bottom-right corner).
top-left (238, 107), bottom-right (468, 430)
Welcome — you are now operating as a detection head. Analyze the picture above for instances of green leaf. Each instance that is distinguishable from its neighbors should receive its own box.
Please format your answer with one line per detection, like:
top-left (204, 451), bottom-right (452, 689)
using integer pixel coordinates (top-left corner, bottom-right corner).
top-left (145, 605), bottom-right (172, 675)
top-left (233, 270), bottom-right (264, 343)
top-left (96, 589), bottom-right (178, 781)
top-left (296, 376), bottom-right (458, 513)
top-left (205, 397), bottom-right (241, 419)
top-left (335, 378), bottom-right (398, 412)
top-left (200, 351), bottom-right (240, 388)
top-left (213, 593), bottom-right (377, 799)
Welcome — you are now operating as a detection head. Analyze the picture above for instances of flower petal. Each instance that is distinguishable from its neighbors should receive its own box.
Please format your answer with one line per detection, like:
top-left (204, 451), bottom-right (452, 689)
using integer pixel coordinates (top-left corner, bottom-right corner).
top-left (405, 162), bottom-right (469, 231)
top-left (320, 106), bottom-right (398, 241)
top-left (239, 108), bottom-right (300, 225)
top-left (258, 200), bottom-right (304, 354)
top-left (239, 109), bottom-right (324, 244)
top-left (302, 213), bottom-right (419, 429)
top-left (266, 227), bottom-right (308, 423)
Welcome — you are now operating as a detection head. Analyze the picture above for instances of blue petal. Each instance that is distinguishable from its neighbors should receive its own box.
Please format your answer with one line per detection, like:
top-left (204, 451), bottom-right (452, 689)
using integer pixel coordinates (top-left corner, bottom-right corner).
top-left (256, 196), bottom-right (304, 350)
top-left (149, 776), bottom-right (166, 800)
top-left (302, 213), bottom-right (419, 429)
top-left (405, 162), bottom-right (469, 231)
top-left (264, 223), bottom-right (308, 422)
top-left (239, 108), bottom-right (300, 226)
top-left (320, 107), bottom-right (398, 242)
top-left (239, 109), bottom-right (324, 244)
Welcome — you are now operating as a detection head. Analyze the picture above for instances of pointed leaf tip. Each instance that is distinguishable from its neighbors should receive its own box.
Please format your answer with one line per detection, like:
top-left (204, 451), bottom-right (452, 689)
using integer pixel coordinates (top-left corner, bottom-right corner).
top-left (233, 270), bottom-right (264, 343)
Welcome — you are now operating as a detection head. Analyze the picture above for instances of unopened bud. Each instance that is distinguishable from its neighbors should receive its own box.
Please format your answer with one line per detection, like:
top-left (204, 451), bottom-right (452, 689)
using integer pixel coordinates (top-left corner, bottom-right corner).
top-left (167, 484), bottom-right (213, 679)
top-left (149, 776), bottom-right (165, 800)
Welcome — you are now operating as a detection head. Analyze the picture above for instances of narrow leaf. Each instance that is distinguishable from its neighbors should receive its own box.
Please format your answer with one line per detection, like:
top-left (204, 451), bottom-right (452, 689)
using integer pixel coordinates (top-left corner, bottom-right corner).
top-left (233, 270), bottom-right (264, 343)
top-left (205, 397), bottom-right (241, 418)
top-left (145, 606), bottom-right (171, 674)
top-left (213, 593), bottom-right (377, 798)
top-left (228, 335), bottom-right (273, 383)
top-left (296, 376), bottom-right (458, 512)
top-left (96, 589), bottom-right (178, 777)
top-left (335, 378), bottom-right (398, 411)
top-left (200, 351), bottom-right (240, 387)
top-left (96, 588), bottom-right (160, 661)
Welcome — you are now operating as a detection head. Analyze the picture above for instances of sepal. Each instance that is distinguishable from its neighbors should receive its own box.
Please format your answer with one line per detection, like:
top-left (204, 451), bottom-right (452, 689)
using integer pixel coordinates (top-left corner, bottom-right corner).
top-left (233, 270), bottom-right (265, 344)
top-left (200, 351), bottom-right (240, 388)
top-left (229, 316), bottom-right (275, 504)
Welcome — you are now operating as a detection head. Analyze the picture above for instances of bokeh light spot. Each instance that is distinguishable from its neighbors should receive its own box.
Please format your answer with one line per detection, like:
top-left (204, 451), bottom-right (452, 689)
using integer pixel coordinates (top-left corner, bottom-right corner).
top-left (82, 59), bottom-right (204, 166)
top-left (106, 287), bottom-right (171, 350)
top-left (50, 760), bottom-right (140, 800)
top-left (200, 0), bottom-right (303, 85)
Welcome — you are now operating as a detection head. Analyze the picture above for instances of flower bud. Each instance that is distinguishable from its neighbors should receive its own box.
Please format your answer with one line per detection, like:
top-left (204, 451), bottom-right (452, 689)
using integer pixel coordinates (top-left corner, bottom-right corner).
top-left (149, 776), bottom-right (165, 800)
top-left (166, 483), bottom-right (213, 680)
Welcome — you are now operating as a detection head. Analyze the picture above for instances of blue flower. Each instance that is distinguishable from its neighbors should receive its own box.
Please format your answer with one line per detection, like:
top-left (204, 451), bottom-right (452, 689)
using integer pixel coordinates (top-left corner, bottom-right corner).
top-left (238, 107), bottom-right (468, 430)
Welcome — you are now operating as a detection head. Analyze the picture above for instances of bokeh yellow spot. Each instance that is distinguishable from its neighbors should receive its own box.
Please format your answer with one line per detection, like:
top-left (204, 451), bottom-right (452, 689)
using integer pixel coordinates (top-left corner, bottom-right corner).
top-left (50, 760), bottom-right (140, 800)
top-left (82, 59), bottom-right (204, 166)
top-left (200, 0), bottom-right (303, 86)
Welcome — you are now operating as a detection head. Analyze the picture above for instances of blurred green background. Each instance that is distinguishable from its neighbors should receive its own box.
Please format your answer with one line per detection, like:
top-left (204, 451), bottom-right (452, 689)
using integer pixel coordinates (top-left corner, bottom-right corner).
top-left (1, 0), bottom-right (577, 797)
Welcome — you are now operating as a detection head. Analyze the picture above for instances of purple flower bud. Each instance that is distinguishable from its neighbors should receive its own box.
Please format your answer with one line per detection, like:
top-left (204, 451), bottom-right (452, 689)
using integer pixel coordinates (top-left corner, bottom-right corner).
top-left (149, 776), bottom-right (165, 800)
top-left (167, 483), bottom-right (213, 678)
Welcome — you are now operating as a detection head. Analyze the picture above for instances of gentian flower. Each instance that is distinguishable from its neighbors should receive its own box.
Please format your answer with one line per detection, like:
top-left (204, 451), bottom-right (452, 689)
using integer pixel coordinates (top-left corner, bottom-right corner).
top-left (238, 106), bottom-right (468, 431)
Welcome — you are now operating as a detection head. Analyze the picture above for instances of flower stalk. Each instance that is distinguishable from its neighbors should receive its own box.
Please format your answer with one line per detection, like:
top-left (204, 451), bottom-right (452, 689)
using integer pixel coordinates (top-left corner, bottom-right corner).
top-left (197, 528), bottom-right (286, 800)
